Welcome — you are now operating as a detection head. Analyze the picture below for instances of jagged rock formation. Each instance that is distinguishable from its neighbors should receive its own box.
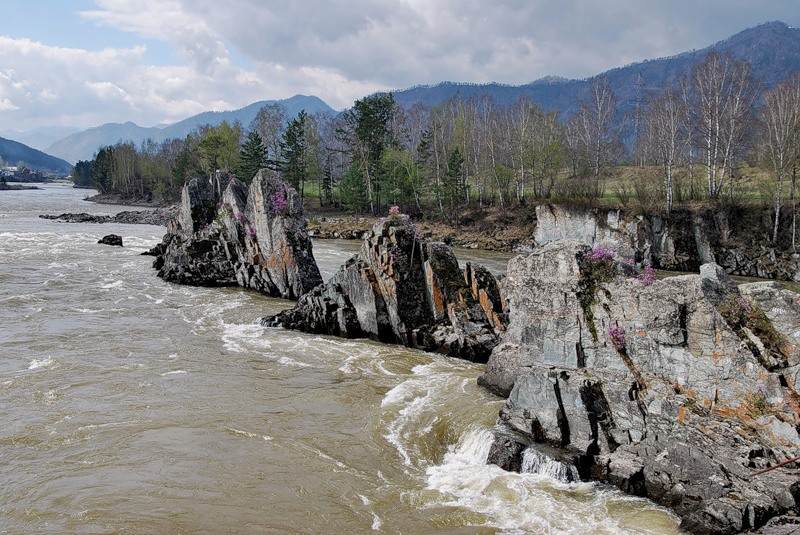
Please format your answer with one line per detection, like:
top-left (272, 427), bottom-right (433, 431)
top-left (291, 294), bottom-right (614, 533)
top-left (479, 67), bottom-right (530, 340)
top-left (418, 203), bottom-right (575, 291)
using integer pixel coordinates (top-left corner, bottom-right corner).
top-left (150, 169), bottom-right (322, 298)
top-left (264, 214), bottom-right (508, 362)
top-left (479, 240), bottom-right (800, 534)
top-left (531, 205), bottom-right (800, 282)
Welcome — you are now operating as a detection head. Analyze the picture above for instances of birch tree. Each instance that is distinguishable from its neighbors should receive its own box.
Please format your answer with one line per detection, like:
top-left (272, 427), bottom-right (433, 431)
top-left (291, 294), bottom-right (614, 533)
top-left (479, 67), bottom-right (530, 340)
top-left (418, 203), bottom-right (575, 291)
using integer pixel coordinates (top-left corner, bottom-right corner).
top-left (645, 87), bottom-right (687, 214)
top-left (760, 74), bottom-right (800, 244)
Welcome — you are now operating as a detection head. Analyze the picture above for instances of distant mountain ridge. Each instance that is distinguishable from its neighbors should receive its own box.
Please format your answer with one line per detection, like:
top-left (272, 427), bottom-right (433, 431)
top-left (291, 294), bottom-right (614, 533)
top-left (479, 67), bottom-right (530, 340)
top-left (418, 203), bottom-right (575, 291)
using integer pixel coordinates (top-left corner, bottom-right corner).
top-left (0, 137), bottom-right (72, 174)
top-left (36, 21), bottom-right (800, 165)
top-left (389, 21), bottom-right (800, 117)
top-left (46, 95), bottom-right (335, 164)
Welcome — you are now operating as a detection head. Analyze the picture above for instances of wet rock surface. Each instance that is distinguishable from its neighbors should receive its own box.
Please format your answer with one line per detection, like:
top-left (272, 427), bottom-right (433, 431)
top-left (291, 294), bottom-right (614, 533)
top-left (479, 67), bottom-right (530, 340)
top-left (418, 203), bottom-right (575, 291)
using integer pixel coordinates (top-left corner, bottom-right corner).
top-left (149, 170), bottom-right (322, 298)
top-left (98, 234), bottom-right (123, 247)
top-left (264, 215), bottom-right (508, 362)
top-left (479, 240), bottom-right (800, 534)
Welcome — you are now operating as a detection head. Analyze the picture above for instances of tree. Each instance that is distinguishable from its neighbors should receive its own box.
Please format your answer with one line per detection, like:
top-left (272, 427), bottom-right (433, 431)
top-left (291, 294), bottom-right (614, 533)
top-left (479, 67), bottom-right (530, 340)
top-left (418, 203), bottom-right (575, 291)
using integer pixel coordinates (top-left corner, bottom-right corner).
top-left (71, 160), bottom-right (94, 188)
top-left (573, 76), bottom-right (619, 196)
top-left (759, 73), bottom-right (800, 244)
top-left (442, 147), bottom-right (466, 220)
top-left (690, 52), bottom-right (758, 200)
top-left (278, 110), bottom-right (308, 195)
top-left (342, 93), bottom-right (398, 215)
top-left (197, 121), bottom-right (241, 177)
top-left (91, 146), bottom-right (113, 192)
top-left (644, 86), bottom-right (688, 214)
top-left (250, 103), bottom-right (287, 169)
top-left (237, 131), bottom-right (268, 183)
top-left (339, 162), bottom-right (368, 213)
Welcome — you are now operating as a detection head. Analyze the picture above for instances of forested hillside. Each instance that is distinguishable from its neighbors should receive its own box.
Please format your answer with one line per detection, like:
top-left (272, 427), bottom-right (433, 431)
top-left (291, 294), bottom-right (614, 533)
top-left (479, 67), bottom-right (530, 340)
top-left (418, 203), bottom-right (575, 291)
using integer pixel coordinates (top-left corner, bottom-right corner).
top-left (0, 137), bottom-right (72, 174)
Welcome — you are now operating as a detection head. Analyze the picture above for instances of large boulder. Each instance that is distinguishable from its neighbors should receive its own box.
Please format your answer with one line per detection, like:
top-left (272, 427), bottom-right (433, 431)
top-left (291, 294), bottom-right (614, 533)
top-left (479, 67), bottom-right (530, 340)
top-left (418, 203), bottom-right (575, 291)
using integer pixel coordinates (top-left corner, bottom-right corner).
top-left (479, 240), bottom-right (800, 534)
top-left (265, 213), bottom-right (508, 362)
top-left (152, 170), bottom-right (322, 298)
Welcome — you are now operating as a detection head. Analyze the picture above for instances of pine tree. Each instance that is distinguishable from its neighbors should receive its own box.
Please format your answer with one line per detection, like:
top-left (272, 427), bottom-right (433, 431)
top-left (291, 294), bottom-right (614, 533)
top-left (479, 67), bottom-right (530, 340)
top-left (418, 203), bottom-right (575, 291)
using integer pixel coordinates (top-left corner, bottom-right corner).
top-left (237, 131), bottom-right (268, 183)
top-left (278, 110), bottom-right (308, 194)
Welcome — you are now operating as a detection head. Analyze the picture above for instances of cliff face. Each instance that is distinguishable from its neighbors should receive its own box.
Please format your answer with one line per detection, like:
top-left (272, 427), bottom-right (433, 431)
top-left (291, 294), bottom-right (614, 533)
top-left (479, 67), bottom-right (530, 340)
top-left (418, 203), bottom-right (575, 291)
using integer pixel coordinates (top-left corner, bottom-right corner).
top-left (151, 169), bottom-right (322, 299)
top-left (265, 215), bottom-right (508, 362)
top-left (479, 241), bottom-right (800, 534)
top-left (532, 205), bottom-right (800, 282)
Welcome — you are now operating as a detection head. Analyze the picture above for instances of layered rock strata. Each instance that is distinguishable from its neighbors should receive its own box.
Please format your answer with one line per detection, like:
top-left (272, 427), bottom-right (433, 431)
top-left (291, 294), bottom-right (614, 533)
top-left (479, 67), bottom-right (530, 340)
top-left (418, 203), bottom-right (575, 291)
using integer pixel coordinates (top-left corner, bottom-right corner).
top-left (264, 215), bottom-right (508, 362)
top-left (531, 205), bottom-right (800, 282)
top-left (479, 240), bottom-right (800, 534)
top-left (150, 170), bottom-right (322, 299)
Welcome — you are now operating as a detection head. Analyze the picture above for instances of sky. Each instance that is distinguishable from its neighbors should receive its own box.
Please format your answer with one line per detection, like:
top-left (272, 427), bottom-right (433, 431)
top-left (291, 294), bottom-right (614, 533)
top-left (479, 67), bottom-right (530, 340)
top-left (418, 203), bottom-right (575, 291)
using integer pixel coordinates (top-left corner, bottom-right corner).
top-left (1, 0), bottom-right (799, 133)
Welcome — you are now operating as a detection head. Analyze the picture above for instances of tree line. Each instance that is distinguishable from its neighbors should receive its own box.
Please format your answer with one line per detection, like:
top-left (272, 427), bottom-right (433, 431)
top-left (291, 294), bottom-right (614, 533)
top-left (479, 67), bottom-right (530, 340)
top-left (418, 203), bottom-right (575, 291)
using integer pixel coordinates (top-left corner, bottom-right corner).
top-left (73, 52), bottom-right (800, 246)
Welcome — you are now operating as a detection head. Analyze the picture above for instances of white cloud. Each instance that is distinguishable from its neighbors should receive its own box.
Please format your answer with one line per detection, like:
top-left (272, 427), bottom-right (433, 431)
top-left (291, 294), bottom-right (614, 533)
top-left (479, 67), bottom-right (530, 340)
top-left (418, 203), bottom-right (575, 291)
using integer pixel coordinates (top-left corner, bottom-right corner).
top-left (2, 0), bottom-right (799, 132)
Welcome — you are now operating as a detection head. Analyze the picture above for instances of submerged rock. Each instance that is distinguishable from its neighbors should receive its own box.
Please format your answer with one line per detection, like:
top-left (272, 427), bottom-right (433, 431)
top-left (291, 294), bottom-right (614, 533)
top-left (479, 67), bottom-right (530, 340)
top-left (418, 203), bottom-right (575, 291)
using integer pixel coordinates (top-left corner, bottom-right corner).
top-left (264, 215), bottom-right (508, 362)
top-left (98, 234), bottom-right (123, 247)
top-left (150, 170), bottom-right (322, 298)
top-left (479, 240), bottom-right (800, 534)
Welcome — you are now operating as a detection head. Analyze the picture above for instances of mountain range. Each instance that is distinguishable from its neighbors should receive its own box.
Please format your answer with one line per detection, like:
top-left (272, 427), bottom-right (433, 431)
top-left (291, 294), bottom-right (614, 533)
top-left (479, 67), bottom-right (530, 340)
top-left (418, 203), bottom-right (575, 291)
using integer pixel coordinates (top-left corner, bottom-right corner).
top-left (42, 94), bottom-right (335, 164)
top-left (3, 21), bottom-right (800, 168)
top-left (0, 137), bottom-right (72, 174)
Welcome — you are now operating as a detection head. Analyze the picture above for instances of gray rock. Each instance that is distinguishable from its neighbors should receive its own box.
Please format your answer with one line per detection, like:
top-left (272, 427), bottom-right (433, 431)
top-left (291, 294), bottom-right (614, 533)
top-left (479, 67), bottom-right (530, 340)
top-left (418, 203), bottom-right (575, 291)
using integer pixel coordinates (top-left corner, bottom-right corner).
top-left (98, 234), bottom-right (123, 247)
top-left (480, 240), bottom-right (800, 534)
top-left (531, 204), bottom-right (800, 281)
top-left (265, 215), bottom-right (508, 361)
top-left (151, 170), bottom-right (323, 298)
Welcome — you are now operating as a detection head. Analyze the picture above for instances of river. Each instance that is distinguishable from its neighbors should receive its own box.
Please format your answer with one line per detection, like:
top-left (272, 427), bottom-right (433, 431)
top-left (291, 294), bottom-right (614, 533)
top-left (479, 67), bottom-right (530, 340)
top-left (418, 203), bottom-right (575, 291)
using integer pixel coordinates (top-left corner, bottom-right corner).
top-left (0, 184), bottom-right (682, 534)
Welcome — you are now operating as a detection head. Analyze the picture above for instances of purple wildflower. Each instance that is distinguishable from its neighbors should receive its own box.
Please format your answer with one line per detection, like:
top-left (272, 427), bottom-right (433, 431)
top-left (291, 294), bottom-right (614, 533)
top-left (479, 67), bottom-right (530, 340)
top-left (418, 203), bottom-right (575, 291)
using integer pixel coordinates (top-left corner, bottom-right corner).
top-left (606, 324), bottom-right (626, 350)
top-left (269, 186), bottom-right (289, 216)
top-left (587, 244), bottom-right (617, 262)
top-left (636, 264), bottom-right (657, 285)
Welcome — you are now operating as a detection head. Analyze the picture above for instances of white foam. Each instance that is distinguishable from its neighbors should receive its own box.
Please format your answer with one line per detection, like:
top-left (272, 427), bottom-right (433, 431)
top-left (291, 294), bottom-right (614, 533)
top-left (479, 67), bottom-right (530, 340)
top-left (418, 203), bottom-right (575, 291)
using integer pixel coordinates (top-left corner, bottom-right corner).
top-left (160, 370), bottom-right (187, 376)
top-left (101, 280), bottom-right (123, 289)
top-left (225, 427), bottom-right (272, 441)
top-left (424, 426), bottom-right (681, 534)
top-left (521, 447), bottom-right (579, 482)
top-left (28, 357), bottom-right (54, 370)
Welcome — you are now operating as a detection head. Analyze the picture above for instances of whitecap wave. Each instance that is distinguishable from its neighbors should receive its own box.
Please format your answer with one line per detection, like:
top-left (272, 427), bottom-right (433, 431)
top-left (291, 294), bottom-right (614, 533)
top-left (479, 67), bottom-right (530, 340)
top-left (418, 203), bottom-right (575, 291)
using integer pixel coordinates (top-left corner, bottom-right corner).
top-left (224, 427), bottom-right (272, 441)
top-left (160, 370), bottom-right (187, 376)
top-left (28, 357), bottom-right (54, 370)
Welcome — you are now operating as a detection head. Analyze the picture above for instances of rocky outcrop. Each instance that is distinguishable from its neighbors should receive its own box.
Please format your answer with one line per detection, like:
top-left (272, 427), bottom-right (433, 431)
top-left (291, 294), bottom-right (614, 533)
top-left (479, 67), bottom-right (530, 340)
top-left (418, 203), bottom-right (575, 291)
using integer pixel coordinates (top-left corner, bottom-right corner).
top-left (98, 234), bottom-right (123, 246)
top-left (150, 170), bottom-right (322, 298)
top-left (479, 240), bottom-right (800, 534)
top-left (264, 215), bottom-right (508, 362)
top-left (532, 205), bottom-right (800, 282)
top-left (39, 206), bottom-right (178, 226)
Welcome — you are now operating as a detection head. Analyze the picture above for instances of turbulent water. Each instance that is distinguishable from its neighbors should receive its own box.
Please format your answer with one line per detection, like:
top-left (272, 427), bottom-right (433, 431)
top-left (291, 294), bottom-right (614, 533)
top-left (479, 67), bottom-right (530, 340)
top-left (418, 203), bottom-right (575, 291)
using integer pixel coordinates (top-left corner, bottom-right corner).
top-left (0, 184), bottom-right (682, 534)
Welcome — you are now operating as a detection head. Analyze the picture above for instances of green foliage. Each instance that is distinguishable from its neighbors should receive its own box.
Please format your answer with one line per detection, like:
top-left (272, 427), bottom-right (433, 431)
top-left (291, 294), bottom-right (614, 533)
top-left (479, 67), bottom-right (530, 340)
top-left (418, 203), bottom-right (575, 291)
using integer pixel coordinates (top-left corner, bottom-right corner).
top-left (91, 146), bottom-right (113, 193)
top-left (237, 130), bottom-right (267, 183)
top-left (278, 110), bottom-right (308, 192)
top-left (343, 93), bottom-right (398, 214)
top-left (71, 160), bottom-right (94, 188)
top-left (339, 162), bottom-right (368, 213)
top-left (198, 121), bottom-right (241, 177)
